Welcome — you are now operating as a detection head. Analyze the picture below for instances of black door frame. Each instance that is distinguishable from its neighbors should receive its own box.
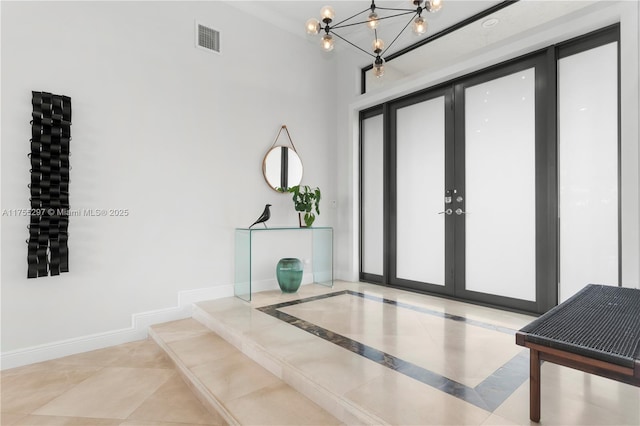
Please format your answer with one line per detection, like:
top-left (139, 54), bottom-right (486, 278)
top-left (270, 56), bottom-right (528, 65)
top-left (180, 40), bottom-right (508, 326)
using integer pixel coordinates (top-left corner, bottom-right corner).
top-left (386, 85), bottom-right (456, 297)
top-left (359, 25), bottom-right (620, 314)
top-left (359, 105), bottom-right (386, 285)
top-left (450, 49), bottom-right (556, 314)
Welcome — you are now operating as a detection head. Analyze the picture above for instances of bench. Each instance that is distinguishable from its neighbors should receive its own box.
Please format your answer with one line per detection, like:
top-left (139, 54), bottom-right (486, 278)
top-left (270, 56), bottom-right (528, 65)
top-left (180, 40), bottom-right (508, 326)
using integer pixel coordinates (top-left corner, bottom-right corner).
top-left (516, 284), bottom-right (640, 422)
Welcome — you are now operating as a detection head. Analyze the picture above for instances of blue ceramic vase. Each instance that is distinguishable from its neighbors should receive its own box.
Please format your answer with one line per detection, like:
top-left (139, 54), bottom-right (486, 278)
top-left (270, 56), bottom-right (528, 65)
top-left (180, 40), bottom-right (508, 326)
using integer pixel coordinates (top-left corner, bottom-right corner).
top-left (276, 258), bottom-right (303, 293)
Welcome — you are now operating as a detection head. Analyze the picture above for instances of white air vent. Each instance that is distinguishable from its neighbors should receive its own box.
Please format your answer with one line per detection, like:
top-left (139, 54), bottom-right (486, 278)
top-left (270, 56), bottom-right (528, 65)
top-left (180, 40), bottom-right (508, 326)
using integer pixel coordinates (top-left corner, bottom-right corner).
top-left (196, 22), bottom-right (220, 54)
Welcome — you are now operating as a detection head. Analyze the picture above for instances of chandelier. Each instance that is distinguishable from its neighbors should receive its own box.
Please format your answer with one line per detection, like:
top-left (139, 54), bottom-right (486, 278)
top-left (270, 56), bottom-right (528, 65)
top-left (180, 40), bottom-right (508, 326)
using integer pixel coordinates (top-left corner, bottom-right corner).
top-left (305, 0), bottom-right (443, 77)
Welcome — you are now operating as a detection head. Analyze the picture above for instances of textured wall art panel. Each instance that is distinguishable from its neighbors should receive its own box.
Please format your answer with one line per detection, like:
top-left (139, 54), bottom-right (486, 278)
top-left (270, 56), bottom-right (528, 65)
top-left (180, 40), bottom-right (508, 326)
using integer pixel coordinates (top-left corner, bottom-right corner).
top-left (28, 91), bottom-right (72, 278)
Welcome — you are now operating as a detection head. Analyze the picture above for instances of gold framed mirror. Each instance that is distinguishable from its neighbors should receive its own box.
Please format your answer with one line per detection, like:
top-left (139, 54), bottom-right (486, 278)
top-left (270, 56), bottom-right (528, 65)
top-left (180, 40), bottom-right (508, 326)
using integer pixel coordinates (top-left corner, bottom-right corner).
top-left (263, 125), bottom-right (303, 192)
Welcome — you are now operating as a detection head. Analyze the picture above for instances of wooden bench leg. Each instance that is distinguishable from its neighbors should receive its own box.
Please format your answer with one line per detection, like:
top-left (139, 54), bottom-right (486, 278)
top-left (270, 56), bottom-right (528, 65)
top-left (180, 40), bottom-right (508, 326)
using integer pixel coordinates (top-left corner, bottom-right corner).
top-left (530, 348), bottom-right (541, 422)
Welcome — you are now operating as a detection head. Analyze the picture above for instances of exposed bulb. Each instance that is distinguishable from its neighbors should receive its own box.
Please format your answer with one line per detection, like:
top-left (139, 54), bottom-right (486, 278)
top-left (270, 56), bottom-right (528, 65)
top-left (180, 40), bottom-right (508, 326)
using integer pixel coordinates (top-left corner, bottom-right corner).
top-left (426, 0), bottom-right (443, 13)
top-left (411, 0), bottom-right (424, 6)
top-left (372, 38), bottom-right (385, 54)
top-left (413, 16), bottom-right (427, 35)
top-left (305, 18), bottom-right (320, 35)
top-left (367, 12), bottom-right (379, 30)
top-left (373, 56), bottom-right (385, 78)
top-left (320, 6), bottom-right (335, 22)
top-left (321, 34), bottom-right (334, 51)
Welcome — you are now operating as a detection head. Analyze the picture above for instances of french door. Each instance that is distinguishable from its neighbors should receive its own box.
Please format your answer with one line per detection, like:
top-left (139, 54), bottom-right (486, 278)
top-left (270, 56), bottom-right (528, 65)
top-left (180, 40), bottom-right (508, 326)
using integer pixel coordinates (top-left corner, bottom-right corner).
top-left (360, 25), bottom-right (619, 314)
top-left (388, 53), bottom-right (554, 313)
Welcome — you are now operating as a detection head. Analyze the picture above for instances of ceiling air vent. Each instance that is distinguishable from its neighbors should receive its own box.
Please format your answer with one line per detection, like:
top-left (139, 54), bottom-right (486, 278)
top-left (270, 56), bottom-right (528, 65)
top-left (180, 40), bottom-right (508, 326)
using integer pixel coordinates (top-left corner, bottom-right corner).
top-left (196, 22), bottom-right (220, 54)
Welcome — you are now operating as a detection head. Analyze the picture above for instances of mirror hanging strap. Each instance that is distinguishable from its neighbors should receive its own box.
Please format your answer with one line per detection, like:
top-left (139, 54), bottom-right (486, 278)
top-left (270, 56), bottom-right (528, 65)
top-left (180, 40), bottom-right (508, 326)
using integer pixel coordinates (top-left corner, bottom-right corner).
top-left (270, 125), bottom-right (298, 153)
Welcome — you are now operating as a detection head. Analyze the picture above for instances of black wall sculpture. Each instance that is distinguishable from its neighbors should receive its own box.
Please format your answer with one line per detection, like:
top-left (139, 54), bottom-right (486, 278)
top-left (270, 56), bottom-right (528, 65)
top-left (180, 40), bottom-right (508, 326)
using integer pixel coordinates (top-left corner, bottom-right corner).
top-left (28, 91), bottom-right (72, 278)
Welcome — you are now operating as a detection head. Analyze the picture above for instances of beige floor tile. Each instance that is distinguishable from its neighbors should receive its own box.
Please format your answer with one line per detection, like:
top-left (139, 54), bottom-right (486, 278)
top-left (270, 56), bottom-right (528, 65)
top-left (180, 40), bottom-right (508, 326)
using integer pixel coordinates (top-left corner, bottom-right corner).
top-left (480, 413), bottom-right (520, 425)
top-left (339, 281), bottom-right (534, 331)
top-left (225, 382), bottom-right (342, 425)
top-left (243, 321), bottom-right (319, 356)
top-left (1, 364), bottom-right (101, 414)
top-left (214, 308), bottom-right (282, 334)
top-left (249, 284), bottom-right (341, 308)
top-left (120, 421), bottom-right (226, 426)
top-left (150, 319), bottom-right (211, 343)
top-left (281, 292), bottom-right (521, 388)
top-left (167, 333), bottom-right (237, 368)
top-left (494, 363), bottom-right (640, 425)
top-left (4, 415), bottom-right (121, 425)
top-left (190, 352), bottom-right (281, 403)
top-left (197, 298), bottom-right (283, 338)
top-left (1, 412), bottom-right (27, 425)
top-left (127, 374), bottom-right (224, 425)
top-left (281, 339), bottom-right (387, 396)
top-left (344, 369), bottom-right (491, 425)
top-left (32, 367), bottom-right (174, 419)
top-left (52, 339), bottom-right (173, 369)
top-left (6, 281), bottom-right (638, 426)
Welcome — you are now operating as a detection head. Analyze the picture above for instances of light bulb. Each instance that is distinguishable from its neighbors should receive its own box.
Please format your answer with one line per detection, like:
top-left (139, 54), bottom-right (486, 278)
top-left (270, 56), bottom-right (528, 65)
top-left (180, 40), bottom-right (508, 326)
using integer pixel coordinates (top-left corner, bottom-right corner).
top-left (373, 57), bottom-right (385, 78)
top-left (413, 16), bottom-right (427, 35)
top-left (372, 38), bottom-right (384, 54)
top-left (321, 34), bottom-right (334, 51)
top-left (367, 12), bottom-right (379, 30)
top-left (411, 0), bottom-right (424, 6)
top-left (426, 0), bottom-right (442, 13)
top-left (320, 6), bottom-right (335, 22)
top-left (305, 18), bottom-right (320, 35)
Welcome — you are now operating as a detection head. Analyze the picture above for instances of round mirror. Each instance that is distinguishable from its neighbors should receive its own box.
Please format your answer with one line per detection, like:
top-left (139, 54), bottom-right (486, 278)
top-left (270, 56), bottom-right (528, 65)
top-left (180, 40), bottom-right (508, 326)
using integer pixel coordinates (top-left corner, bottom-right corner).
top-left (263, 146), bottom-right (303, 191)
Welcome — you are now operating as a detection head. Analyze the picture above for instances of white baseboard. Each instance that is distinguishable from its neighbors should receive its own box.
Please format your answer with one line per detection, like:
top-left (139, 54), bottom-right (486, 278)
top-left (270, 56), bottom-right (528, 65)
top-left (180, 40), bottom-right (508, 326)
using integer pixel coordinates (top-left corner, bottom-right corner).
top-left (0, 284), bottom-right (234, 370)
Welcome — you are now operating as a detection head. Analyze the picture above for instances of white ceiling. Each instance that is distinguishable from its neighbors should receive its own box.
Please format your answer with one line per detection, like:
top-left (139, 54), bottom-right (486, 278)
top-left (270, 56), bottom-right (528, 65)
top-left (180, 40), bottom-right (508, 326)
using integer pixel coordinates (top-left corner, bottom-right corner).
top-left (375, 0), bottom-right (601, 80)
top-left (227, 0), bottom-right (504, 54)
top-left (227, 1), bottom-right (612, 88)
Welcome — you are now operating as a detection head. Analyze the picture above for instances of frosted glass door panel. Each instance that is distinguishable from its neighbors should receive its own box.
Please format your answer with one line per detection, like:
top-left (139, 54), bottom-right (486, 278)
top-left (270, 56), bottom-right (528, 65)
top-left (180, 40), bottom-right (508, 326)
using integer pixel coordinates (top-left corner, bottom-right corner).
top-left (362, 115), bottom-right (384, 276)
top-left (465, 68), bottom-right (536, 301)
top-left (558, 43), bottom-right (618, 302)
top-left (396, 97), bottom-right (445, 285)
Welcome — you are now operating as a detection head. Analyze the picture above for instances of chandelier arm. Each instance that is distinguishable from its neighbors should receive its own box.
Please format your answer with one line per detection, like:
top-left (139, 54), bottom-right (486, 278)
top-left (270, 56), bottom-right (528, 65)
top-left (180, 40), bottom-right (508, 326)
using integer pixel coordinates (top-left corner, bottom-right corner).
top-left (330, 31), bottom-right (377, 58)
top-left (381, 13), bottom-right (417, 57)
top-left (332, 11), bottom-right (415, 30)
top-left (331, 7), bottom-right (371, 29)
top-left (375, 7), bottom-right (422, 12)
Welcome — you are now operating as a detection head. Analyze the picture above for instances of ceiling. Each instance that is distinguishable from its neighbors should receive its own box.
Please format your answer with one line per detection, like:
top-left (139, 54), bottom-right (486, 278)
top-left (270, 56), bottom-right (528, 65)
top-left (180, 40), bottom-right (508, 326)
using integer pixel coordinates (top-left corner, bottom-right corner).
top-left (227, 1), bottom-right (612, 90)
top-left (228, 0), bottom-right (504, 54)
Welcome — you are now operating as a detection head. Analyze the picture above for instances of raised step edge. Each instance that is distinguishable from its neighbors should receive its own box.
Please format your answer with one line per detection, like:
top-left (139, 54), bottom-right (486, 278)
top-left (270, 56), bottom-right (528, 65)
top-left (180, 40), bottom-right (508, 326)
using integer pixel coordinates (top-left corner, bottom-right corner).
top-left (148, 325), bottom-right (241, 426)
top-left (192, 303), bottom-right (389, 426)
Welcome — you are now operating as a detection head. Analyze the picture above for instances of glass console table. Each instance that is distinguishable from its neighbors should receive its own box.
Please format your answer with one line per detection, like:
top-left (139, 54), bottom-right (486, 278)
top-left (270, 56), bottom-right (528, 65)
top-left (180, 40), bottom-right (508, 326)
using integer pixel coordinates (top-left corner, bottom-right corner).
top-left (234, 227), bottom-right (333, 301)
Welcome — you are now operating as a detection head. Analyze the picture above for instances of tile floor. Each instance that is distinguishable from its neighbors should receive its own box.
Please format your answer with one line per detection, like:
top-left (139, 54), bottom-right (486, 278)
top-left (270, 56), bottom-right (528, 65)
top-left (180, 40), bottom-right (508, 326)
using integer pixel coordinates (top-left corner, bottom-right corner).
top-left (2, 281), bottom-right (639, 426)
top-left (1, 339), bottom-right (224, 426)
top-left (150, 318), bottom-right (341, 425)
top-left (197, 281), bottom-right (640, 425)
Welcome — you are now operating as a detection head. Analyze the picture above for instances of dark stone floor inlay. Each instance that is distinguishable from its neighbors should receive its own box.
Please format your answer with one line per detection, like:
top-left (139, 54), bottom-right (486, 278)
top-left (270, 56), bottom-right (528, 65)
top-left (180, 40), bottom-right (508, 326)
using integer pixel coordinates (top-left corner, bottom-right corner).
top-left (257, 290), bottom-right (529, 412)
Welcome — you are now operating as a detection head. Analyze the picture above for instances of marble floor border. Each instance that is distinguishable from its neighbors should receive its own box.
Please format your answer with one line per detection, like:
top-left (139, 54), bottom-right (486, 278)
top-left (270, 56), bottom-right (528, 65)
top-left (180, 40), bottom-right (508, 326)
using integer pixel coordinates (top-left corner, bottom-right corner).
top-left (257, 290), bottom-right (529, 412)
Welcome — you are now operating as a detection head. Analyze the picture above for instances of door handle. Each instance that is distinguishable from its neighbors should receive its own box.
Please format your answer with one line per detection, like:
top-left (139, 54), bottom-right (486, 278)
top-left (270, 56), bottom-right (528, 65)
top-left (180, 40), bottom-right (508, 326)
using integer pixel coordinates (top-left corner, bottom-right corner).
top-left (455, 208), bottom-right (467, 215)
top-left (438, 209), bottom-right (453, 215)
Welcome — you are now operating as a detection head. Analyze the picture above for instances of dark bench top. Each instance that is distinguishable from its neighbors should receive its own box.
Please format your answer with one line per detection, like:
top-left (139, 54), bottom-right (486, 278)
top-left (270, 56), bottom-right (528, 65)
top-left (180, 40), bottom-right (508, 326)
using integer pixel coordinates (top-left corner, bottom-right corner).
top-left (519, 284), bottom-right (640, 368)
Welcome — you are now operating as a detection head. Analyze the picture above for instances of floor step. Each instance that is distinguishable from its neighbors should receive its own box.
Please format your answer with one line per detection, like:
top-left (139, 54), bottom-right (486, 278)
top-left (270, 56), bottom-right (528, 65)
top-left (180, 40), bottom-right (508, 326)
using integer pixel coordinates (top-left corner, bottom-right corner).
top-left (192, 294), bottom-right (389, 426)
top-left (149, 318), bottom-right (341, 426)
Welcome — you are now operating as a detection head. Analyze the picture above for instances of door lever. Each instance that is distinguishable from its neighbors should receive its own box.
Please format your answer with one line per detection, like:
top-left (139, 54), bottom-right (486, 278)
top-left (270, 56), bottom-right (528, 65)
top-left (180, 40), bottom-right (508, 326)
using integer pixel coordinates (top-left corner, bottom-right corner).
top-left (438, 209), bottom-right (453, 215)
top-left (455, 208), bottom-right (467, 215)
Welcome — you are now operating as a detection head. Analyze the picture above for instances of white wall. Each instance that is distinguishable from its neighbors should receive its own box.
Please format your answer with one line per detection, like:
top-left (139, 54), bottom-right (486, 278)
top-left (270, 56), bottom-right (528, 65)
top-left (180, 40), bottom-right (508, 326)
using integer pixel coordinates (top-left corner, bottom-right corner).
top-left (1, 1), bottom-right (336, 368)
top-left (333, 0), bottom-right (640, 290)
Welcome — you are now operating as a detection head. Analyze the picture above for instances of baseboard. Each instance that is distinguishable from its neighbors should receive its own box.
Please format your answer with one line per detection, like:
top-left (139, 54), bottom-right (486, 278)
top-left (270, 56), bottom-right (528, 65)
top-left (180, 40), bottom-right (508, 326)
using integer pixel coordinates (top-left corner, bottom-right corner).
top-left (0, 283), bottom-right (234, 370)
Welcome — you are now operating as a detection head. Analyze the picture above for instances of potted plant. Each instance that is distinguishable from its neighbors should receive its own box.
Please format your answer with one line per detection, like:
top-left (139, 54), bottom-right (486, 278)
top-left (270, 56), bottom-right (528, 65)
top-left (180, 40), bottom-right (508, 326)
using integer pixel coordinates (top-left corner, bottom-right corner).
top-left (287, 185), bottom-right (321, 227)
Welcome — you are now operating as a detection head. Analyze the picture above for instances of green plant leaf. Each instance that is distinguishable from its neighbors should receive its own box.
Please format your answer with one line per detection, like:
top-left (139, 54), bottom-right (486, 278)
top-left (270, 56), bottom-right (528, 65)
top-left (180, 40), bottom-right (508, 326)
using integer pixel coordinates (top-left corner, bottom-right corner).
top-left (287, 185), bottom-right (321, 216)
